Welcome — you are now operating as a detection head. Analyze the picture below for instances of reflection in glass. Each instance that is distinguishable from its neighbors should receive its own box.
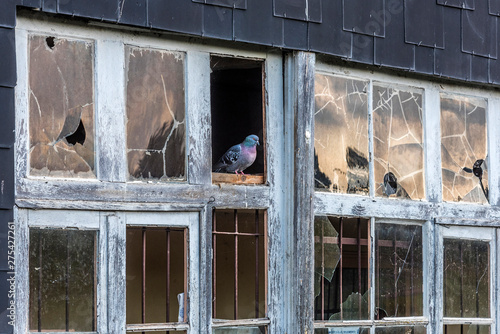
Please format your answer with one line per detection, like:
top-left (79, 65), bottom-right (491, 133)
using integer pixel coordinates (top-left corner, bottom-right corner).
top-left (126, 46), bottom-right (186, 181)
top-left (443, 239), bottom-right (489, 318)
top-left (375, 224), bottom-right (423, 318)
top-left (314, 74), bottom-right (369, 194)
top-left (373, 85), bottom-right (424, 199)
top-left (314, 216), bottom-right (369, 321)
top-left (376, 326), bottom-right (426, 334)
top-left (444, 325), bottom-right (489, 334)
top-left (126, 228), bottom-right (186, 324)
top-left (441, 94), bottom-right (488, 203)
top-left (29, 35), bottom-right (95, 178)
top-left (29, 229), bottom-right (96, 331)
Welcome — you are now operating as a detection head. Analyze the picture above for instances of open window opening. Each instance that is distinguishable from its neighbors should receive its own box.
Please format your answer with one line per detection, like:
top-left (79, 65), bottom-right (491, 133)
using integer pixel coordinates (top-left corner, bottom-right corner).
top-left (210, 56), bottom-right (266, 185)
top-left (212, 209), bottom-right (268, 332)
top-left (126, 227), bottom-right (188, 333)
top-left (314, 216), bottom-right (370, 322)
top-left (29, 229), bottom-right (97, 332)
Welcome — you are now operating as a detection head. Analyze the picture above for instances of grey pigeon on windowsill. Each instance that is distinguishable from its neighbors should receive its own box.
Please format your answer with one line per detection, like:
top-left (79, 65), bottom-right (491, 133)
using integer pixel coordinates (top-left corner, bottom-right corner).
top-left (213, 135), bottom-right (259, 175)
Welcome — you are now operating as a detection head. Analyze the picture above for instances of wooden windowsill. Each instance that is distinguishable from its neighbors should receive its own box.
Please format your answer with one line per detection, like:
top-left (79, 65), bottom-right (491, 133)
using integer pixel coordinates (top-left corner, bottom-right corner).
top-left (212, 172), bottom-right (265, 185)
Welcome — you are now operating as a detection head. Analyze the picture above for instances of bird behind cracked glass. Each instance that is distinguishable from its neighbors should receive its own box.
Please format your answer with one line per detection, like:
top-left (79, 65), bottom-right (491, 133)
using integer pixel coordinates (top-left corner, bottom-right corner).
top-left (212, 135), bottom-right (259, 174)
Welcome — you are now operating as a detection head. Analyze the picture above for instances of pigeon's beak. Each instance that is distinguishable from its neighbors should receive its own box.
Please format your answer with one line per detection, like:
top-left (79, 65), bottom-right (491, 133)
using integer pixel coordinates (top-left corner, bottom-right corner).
top-left (257, 141), bottom-right (260, 145)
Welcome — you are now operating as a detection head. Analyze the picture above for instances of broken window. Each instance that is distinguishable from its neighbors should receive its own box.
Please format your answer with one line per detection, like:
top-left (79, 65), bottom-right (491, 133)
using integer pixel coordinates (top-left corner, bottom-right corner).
top-left (441, 94), bottom-right (488, 203)
top-left (375, 223), bottom-right (423, 318)
top-left (125, 46), bottom-right (186, 181)
top-left (373, 85), bottom-right (425, 199)
top-left (29, 229), bottom-right (97, 332)
top-left (314, 74), bottom-right (369, 194)
top-left (211, 56), bottom-right (265, 184)
top-left (29, 35), bottom-right (95, 178)
top-left (126, 227), bottom-right (188, 331)
top-left (443, 239), bottom-right (489, 319)
top-left (314, 216), bottom-right (369, 321)
top-left (212, 209), bottom-right (267, 331)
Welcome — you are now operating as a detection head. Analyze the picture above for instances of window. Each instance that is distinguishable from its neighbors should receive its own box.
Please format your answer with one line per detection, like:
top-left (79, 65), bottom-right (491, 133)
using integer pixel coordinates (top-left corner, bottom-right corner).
top-left (212, 209), bottom-right (268, 332)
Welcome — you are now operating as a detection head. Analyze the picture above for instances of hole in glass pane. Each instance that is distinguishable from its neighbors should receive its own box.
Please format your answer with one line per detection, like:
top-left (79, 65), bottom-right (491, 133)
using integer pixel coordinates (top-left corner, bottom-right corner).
top-left (211, 56), bottom-right (265, 184)
top-left (373, 85), bottom-right (425, 199)
top-left (375, 223), bottom-right (423, 318)
top-left (29, 229), bottom-right (97, 331)
top-left (314, 74), bottom-right (369, 194)
top-left (125, 46), bottom-right (186, 181)
top-left (314, 216), bottom-right (369, 321)
top-left (29, 34), bottom-right (95, 178)
top-left (126, 227), bottom-right (187, 325)
top-left (212, 209), bottom-right (266, 320)
top-left (443, 239), bottom-right (490, 318)
top-left (441, 94), bottom-right (488, 203)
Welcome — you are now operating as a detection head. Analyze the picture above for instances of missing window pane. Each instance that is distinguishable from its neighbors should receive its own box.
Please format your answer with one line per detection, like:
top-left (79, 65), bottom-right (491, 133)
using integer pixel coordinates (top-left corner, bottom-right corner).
top-left (373, 85), bottom-right (425, 199)
top-left (126, 227), bottom-right (187, 325)
top-left (29, 35), bottom-right (95, 178)
top-left (211, 57), bottom-right (265, 183)
top-left (29, 229), bottom-right (96, 331)
top-left (212, 209), bottom-right (266, 321)
top-left (441, 94), bottom-right (488, 203)
top-left (375, 223), bottom-right (423, 318)
top-left (126, 46), bottom-right (186, 181)
top-left (314, 74), bottom-right (369, 194)
top-left (443, 239), bottom-right (489, 318)
top-left (314, 216), bottom-right (370, 321)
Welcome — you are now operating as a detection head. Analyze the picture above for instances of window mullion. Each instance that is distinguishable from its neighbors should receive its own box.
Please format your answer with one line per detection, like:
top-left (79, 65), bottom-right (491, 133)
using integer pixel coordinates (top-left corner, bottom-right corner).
top-left (487, 97), bottom-right (500, 206)
top-left (423, 87), bottom-right (442, 203)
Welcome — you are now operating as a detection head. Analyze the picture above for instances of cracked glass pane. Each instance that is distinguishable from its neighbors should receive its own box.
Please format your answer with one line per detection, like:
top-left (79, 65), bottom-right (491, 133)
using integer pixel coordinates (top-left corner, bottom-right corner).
top-left (441, 94), bottom-right (488, 203)
top-left (443, 239), bottom-right (489, 318)
top-left (315, 74), bottom-right (369, 195)
top-left (29, 35), bottom-right (95, 178)
top-left (126, 46), bottom-right (186, 181)
top-left (444, 325), bottom-right (490, 334)
top-left (375, 223), bottom-right (423, 318)
top-left (375, 326), bottom-right (426, 334)
top-left (314, 216), bottom-right (369, 321)
top-left (373, 85), bottom-right (424, 199)
top-left (29, 229), bottom-right (96, 331)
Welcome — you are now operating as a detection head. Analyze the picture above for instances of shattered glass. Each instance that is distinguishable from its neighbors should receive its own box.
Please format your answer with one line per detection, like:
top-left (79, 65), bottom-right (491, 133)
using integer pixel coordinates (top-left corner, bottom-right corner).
top-left (443, 239), bottom-right (489, 318)
top-left (375, 224), bottom-right (423, 318)
top-left (29, 229), bottom-right (96, 331)
top-left (314, 216), bottom-right (369, 321)
top-left (441, 94), bottom-right (488, 203)
top-left (315, 74), bottom-right (369, 195)
top-left (373, 85), bottom-right (424, 199)
top-left (375, 326), bottom-right (426, 334)
top-left (126, 46), bottom-right (186, 181)
top-left (29, 35), bottom-right (95, 178)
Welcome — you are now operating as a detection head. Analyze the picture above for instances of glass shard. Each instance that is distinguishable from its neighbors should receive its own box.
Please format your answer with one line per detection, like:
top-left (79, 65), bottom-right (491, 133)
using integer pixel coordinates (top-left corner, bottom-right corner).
top-left (441, 94), bottom-right (488, 203)
top-left (315, 74), bottom-right (369, 194)
top-left (29, 229), bottom-right (96, 331)
top-left (375, 223), bottom-right (423, 318)
top-left (443, 239), bottom-right (490, 318)
top-left (314, 216), bottom-right (341, 298)
top-left (126, 46), bottom-right (186, 181)
top-left (29, 35), bottom-right (95, 178)
top-left (373, 85), bottom-right (425, 199)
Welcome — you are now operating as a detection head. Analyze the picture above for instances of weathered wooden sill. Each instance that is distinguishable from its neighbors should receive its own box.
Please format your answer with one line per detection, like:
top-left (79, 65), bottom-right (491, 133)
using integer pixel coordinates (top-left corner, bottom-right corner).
top-left (126, 322), bottom-right (189, 331)
top-left (212, 172), bottom-right (265, 185)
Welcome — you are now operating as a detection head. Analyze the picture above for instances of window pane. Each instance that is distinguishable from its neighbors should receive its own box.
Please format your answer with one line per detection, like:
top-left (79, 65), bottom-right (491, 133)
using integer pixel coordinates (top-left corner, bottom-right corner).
top-left (314, 216), bottom-right (369, 321)
top-left (373, 85), bottom-right (424, 199)
top-left (444, 325), bottom-right (490, 334)
top-left (441, 94), bottom-right (488, 203)
top-left (375, 223), bottom-right (423, 318)
top-left (29, 229), bottom-right (96, 331)
top-left (29, 35), bottom-right (95, 178)
top-left (126, 228), bottom-right (187, 324)
top-left (213, 210), bottom-right (266, 320)
top-left (376, 326), bottom-right (426, 334)
top-left (443, 239), bottom-right (490, 318)
top-left (213, 327), bottom-right (266, 333)
top-left (126, 46), bottom-right (186, 181)
top-left (315, 74), bottom-right (369, 195)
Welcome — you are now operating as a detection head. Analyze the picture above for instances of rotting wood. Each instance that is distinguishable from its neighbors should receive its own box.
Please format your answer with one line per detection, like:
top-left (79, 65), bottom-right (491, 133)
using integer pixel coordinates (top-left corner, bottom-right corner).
top-left (211, 318), bottom-right (271, 327)
top-left (212, 172), bottom-right (265, 184)
top-left (126, 322), bottom-right (189, 331)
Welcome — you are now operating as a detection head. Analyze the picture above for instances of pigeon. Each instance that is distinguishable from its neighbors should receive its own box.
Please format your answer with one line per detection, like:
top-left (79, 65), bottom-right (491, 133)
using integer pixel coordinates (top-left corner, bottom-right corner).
top-left (213, 135), bottom-right (259, 174)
